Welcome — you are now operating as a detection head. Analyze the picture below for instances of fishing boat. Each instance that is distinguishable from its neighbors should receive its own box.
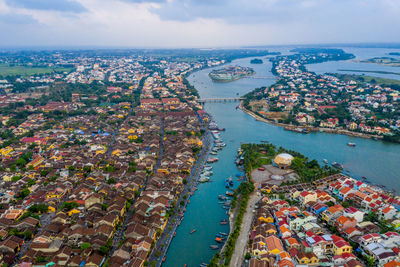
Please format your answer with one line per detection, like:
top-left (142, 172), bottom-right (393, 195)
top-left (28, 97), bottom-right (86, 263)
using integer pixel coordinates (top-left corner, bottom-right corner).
top-left (210, 245), bottom-right (219, 250)
top-left (347, 142), bottom-right (356, 147)
top-left (218, 195), bottom-right (226, 201)
top-left (220, 219), bottom-right (228, 225)
top-left (190, 229), bottom-right (196, 234)
top-left (226, 191), bottom-right (234, 196)
top-left (207, 157), bottom-right (218, 163)
top-left (226, 176), bottom-right (233, 186)
top-left (332, 162), bottom-right (344, 169)
top-left (219, 232), bottom-right (228, 236)
top-left (210, 151), bottom-right (218, 155)
top-left (215, 237), bottom-right (223, 243)
top-left (199, 177), bottom-right (210, 183)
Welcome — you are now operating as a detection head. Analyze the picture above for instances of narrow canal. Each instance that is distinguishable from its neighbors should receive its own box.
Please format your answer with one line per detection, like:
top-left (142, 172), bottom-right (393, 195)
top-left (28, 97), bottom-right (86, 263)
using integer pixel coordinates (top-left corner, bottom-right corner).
top-left (164, 49), bottom-right (400, 267)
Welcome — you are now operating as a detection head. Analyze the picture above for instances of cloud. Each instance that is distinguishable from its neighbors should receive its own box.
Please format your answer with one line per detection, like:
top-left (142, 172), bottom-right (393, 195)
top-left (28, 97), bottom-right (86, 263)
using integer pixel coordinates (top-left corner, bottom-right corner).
top-left (5, 0), bottom-right (87, 13)
top-left (0, 0), bottom-right (399, 48)
top-left (0, 13), bottom-right (36, 24)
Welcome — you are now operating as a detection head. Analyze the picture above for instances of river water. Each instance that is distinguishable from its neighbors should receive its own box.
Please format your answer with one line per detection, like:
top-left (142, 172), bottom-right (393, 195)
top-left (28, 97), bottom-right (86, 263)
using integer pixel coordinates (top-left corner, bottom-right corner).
top-left (163, 48), bottom-right (400, 267)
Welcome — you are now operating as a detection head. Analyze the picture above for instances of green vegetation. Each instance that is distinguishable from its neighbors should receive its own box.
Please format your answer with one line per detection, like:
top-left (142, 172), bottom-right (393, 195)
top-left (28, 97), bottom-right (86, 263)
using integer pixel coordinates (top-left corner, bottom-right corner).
top-left (0, 64), bottom-right (73, 77)
top-left (222, 182), bottom-right (254, 266)
top-left (60, 201), bottom-right (79, 211)
top-left (330, 73), bottom-right (400, 88)
top-left (241, 143), bottom-right (338, 183)
top-left (250, 58), bottom-right (263, 64)
top-left (80, 242), bottom-right (92, 250)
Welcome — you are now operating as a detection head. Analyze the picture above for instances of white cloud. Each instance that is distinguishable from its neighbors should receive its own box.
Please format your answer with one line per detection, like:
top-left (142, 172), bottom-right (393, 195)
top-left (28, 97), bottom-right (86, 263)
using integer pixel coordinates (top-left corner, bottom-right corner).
top-left (0, 0), bottom-right (399, 47)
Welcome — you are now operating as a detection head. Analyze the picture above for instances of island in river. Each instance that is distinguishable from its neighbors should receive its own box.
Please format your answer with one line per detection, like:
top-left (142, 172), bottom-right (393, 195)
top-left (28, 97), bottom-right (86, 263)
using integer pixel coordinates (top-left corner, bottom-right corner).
top-left (209, 65), bottom-right (255, 82)
top-left (250, 58), bottom-right (263, 64)
top-left (358, 57), bottom-right (400, 67)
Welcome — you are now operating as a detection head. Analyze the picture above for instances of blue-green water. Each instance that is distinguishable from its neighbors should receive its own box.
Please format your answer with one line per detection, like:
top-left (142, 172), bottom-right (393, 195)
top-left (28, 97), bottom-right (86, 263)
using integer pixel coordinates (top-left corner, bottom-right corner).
top-left (308, 47), bottom-right (400, 80)
top-left (164, 51), bottom-right (400, 267)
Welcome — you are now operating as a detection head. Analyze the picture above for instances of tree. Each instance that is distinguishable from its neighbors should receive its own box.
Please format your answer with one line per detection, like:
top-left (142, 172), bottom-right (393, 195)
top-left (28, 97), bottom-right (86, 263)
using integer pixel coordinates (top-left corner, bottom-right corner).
top-left (16, 189), bottom-right (30, 200)
top-left (80, 242), bottom-right (92, 250)
top-left (60, 201), bottom-right (79, 211)
top-left (28, 204), bottom-right (48, 213)
top-left (107, 178), bottom-right (116, 184)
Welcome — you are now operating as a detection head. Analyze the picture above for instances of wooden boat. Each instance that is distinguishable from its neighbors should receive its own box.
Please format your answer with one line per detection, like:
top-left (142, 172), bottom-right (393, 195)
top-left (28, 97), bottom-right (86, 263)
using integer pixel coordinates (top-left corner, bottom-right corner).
top-left (215, 237), bottom-right (223, 243)
top-left (220, 219), bottom-right (228, 225)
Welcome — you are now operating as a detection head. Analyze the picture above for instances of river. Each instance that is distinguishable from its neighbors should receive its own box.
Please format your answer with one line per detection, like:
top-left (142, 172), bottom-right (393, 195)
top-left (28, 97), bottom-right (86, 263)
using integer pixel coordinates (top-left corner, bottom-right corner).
top-left (163, 48), bottom-right (400, 267)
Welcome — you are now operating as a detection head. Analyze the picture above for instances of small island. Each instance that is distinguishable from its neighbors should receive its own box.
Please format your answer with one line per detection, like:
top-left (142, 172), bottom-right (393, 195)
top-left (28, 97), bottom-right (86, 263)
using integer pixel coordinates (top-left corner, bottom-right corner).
top-left (250, 58), bottom-right (263, 64)
top-left (359, 57), bottom-right (400, 67)
top-left (209, 65), bottom-right (255, 82)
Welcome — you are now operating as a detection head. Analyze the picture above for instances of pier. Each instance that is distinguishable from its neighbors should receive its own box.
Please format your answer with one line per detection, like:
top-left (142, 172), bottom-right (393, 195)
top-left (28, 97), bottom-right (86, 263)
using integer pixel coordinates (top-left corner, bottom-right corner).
top-left (197, 97), bottom-right (244, 103)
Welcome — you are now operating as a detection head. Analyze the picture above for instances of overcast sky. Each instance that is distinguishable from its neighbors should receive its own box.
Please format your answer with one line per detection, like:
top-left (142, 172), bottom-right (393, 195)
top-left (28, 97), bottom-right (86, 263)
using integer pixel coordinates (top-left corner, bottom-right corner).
top-left (0, 0), bottom-right (399, 48)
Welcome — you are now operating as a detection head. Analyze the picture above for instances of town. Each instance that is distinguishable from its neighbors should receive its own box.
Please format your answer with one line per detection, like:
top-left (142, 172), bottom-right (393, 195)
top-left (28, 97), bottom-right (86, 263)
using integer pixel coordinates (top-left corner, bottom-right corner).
top-left (243, 49), bottom-right (400, 143)
top-left (0, 49), bottom-right (270, 267)
top-left (226, 143), bottom-right (400, 267)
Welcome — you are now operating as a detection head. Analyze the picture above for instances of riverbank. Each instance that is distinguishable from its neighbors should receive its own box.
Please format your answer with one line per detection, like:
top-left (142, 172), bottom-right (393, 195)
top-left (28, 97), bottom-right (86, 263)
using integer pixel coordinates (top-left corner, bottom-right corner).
top-left (239, 102), bottom-right (383, 141)
top-left (148, 129), bottom-right (214, 266)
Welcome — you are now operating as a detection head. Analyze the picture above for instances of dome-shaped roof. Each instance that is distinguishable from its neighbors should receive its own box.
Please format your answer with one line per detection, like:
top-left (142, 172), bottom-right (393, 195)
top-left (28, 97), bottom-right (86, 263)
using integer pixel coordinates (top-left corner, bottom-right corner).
top-left (273, 153), bottom-right (294, 166)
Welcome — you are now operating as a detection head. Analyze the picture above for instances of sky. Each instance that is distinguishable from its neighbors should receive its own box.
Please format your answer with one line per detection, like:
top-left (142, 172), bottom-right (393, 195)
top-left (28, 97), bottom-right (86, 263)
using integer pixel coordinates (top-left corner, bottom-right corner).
top-left (0, 0), bottom-right (400, 48)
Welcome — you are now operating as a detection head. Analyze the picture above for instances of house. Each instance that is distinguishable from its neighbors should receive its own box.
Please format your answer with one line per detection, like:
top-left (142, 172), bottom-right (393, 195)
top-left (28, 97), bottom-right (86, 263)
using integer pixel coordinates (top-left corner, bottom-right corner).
top-left (322, 205), bottom-right (344, 224)
top-left (380, 205), bottom-right (397, 220)
top-left (332, 235), bottom-right (352, 255)
top-left (360, 233), bottom-right (382, 246)
top-left (265, 235), bottom-right (284, 255)
top-left (299, 191), bottom-right (317, 206)
top-left (336, 216), bottom-right (357, 232)
top-left (288, 213), bottom-right (316, 231)
top-left (295, 251), bottom-right (319, 265)
top-left (279, 225), bottom-right (291, 239)
top-left (309, 203), bottom-right (328, 216)
top-left (345, 227), bottom-right (362, 239)
top-left (344, 207), bottom-right (364, 222)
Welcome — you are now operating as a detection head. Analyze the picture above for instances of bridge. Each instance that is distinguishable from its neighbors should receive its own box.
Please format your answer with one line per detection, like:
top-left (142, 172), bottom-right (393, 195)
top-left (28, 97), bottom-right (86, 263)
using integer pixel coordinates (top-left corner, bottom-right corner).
top-left (247, 76), bottom-right (274, 79)
top-left (196, 97), bottom-right (245, 103)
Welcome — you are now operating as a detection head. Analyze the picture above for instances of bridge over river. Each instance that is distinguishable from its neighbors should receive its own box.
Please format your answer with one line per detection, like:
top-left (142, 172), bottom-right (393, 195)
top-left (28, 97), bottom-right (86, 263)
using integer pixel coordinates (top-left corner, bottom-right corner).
top-left (196, 97), bottom-right (244, 103)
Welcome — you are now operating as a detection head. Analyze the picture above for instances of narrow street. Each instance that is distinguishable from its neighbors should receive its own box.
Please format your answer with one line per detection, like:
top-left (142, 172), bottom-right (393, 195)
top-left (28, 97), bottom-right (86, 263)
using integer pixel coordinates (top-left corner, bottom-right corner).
top-left (229, 193), bottom-right (260, 267)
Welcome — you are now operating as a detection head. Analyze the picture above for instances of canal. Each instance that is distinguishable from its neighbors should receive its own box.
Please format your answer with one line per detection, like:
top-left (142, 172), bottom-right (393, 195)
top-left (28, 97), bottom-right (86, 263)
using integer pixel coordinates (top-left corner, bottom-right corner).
top-left (163, 49), bottom-right (400, 267)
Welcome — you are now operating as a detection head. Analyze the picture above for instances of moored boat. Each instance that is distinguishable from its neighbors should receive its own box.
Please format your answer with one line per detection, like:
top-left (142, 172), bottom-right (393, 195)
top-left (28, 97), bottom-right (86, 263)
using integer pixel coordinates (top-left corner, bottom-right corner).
top-left (347, 142), bottom-right (356, 147)
top-left (220, 219), bottom-right (228, 225)
top-left (332, 161), bottom-right (344, 169)
top-left (210, 245), bottom-right (219, 250)
top-left (215, 237), bottom-right (223, 243)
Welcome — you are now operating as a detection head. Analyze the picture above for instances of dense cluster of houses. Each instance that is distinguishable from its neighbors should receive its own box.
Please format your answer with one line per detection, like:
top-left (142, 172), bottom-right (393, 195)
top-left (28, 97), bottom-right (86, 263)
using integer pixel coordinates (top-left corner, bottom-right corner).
top-left (0, 55), bottom-right (211, 266)
top-left (248, 174), bottom-right (400, 267)
top-left (248, 52), bottom-right (400, 136)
